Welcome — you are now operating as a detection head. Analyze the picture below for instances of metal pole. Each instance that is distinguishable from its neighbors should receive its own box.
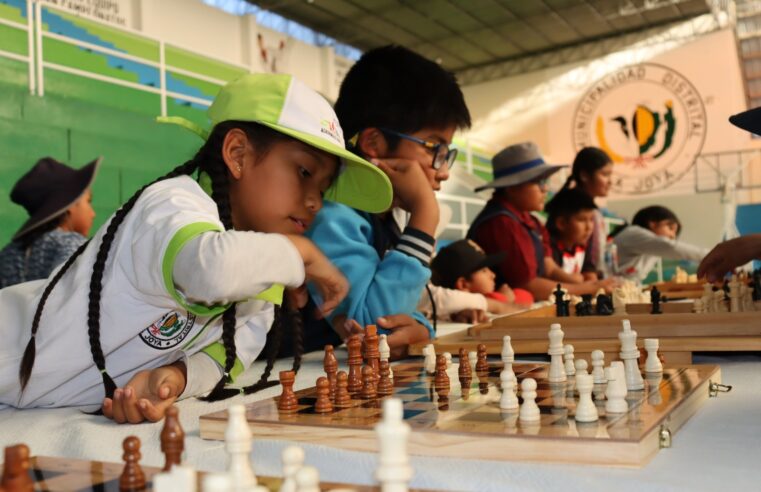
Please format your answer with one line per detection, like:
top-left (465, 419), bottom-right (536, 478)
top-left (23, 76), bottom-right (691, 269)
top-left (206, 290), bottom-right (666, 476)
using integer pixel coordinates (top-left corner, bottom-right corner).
top-left (35, 0), bottom-right (43, 96)
top-left (26, 0), bottom-right (35, 95)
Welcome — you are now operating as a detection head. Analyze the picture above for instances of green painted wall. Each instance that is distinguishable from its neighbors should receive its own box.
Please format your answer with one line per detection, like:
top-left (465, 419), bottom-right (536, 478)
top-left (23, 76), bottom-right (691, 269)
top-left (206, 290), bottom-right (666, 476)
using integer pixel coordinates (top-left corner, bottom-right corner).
top-left (0, 60), bottom-right (204, 245)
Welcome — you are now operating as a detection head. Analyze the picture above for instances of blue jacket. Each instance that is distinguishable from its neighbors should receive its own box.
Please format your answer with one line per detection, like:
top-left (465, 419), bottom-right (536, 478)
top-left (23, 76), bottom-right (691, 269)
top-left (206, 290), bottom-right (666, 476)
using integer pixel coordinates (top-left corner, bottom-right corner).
top-left (306, 201), bottom-right (434, 338)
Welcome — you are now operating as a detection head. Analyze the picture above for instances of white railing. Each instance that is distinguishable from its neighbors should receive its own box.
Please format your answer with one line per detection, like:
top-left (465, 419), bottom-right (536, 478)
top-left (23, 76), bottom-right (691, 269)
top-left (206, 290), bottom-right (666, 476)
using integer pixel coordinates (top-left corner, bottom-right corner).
top-left (436, 192), bottom-right (487, 238)
top-left (1, 0), bottom-right (249, 115)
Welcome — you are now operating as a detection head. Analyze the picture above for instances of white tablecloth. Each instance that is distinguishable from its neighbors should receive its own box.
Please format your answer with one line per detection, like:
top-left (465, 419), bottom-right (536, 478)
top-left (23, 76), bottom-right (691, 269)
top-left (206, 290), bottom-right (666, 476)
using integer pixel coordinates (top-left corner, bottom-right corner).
top-left (1, 336), bottom-right (759, 492)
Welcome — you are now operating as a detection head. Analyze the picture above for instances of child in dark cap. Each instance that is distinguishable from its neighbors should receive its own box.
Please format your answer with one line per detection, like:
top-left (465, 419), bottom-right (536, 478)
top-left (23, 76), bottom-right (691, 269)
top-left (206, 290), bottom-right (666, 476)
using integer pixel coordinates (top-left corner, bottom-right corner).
top-left (430, 239), bottom-right (532, 316)
top-left (0, 157), bottom-right (99, 288)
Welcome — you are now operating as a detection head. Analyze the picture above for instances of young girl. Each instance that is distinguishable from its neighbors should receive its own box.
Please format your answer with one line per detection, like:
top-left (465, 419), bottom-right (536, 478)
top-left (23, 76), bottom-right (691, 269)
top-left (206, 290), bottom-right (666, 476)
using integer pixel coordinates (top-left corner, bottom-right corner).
top-left (613, 205), bottom-right (708, 282)
top-left (559, 147), bottom-right (614, 276)
top-left (0, 157), bottom-right (99, 288)
top-left (0, 73), bottom-right (392, 423)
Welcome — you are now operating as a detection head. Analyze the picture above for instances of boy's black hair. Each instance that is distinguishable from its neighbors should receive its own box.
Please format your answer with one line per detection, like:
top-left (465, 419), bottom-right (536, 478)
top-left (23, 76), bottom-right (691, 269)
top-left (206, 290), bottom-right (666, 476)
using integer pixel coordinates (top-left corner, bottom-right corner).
top-left (335, 45), bottom-right (471, 151)
top-left (632, 205), bottom-right (682, 236)
top-left (544, 188), bottom-right (598, 237)
top-left (560, 147), bottom-right (612, 191)
top-left (19, 121), bottom-right (304, 403)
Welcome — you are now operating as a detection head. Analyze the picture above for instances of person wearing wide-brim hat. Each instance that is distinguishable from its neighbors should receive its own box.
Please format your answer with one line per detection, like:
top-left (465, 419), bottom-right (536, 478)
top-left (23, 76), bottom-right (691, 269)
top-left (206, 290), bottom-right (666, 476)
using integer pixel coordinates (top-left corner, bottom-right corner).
top-left (0, 156), bottom-right (100, 288)
top-left (467, 141), bottom-right (613, 300)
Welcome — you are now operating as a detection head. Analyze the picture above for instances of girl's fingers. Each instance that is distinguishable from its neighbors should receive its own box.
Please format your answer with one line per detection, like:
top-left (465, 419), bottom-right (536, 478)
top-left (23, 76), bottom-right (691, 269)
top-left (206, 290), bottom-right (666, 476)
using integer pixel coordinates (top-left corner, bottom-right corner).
top-left (111, 389), bottom-right (126, 424)
top-left (102, 398), bottom-right (113, 419)
top-left (122, 387), bottom-right (144, 424)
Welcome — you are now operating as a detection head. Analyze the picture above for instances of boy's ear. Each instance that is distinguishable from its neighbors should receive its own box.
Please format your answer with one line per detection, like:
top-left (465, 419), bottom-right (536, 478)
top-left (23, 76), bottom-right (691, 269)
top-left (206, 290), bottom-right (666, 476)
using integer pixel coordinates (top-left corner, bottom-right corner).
top-left (454, 276), bottom-right (469, 291)
top-left (221, 128), bottom-right (251, 179)
top-left (356, 128), bottom-right (387, 159)
top-left (555, 216), bottom-right (568, 232)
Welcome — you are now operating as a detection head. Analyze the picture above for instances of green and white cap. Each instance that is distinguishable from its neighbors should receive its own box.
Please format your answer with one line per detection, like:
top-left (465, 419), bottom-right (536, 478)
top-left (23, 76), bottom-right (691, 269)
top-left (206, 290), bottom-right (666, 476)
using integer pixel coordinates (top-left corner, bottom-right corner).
top-left (159, 73), bottom-right (392, 213)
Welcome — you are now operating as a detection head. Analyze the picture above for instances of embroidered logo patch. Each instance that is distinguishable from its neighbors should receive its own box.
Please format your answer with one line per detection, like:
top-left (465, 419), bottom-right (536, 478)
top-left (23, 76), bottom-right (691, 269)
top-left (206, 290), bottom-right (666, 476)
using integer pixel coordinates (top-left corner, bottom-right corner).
top-left (139, 311), bottom-right (196, 350)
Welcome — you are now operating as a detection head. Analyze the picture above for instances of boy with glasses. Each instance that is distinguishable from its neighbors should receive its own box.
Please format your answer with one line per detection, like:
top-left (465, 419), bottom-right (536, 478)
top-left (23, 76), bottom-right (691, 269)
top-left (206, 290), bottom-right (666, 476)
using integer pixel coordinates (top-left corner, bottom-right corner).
top-left (468, 142), bottom-right (612, 300)
top-left (304, 45), bottom-right (471, 358)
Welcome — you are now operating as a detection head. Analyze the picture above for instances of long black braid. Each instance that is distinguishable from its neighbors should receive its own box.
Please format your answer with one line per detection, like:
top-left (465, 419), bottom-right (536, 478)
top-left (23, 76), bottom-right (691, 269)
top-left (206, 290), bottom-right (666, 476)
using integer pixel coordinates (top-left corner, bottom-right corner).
top-left (19, 121), bottom-right (306, 402)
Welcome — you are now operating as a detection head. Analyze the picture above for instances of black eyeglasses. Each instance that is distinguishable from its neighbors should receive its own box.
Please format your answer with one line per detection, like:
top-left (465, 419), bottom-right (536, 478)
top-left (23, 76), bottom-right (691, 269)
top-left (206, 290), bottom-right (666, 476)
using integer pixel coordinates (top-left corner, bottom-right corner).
top-left (379, 128), bottom-right (457, 171)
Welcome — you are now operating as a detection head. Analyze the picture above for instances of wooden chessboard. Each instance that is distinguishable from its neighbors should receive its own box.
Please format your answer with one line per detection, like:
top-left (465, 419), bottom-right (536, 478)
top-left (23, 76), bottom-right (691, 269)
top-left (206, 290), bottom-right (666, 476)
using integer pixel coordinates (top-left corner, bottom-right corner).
top-left (410, 303), bottom-right (761, 363)
top-left (0, 455), bottom-right (385, 491)
top-left (199, 362), bottom-right (721, 467)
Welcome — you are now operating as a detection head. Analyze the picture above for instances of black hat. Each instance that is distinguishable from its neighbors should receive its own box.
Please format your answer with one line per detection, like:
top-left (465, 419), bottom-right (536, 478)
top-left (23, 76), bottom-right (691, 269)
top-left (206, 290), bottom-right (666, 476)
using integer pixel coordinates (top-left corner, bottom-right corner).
top-left (11, 156), bottom-right (101, 240)
top-left (729, 107), bottom-right (761, 135)
top-left (431, 239), bottom-right (506, 289)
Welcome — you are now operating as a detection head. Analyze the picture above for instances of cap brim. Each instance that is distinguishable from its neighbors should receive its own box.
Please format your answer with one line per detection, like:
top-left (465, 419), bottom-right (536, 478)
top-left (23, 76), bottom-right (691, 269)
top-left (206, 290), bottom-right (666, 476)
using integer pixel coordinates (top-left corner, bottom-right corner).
top-left (475, 164), bottom-right (566, 192)
top-left (729, 107), bottom-right (761, 135)
top-left (12, 157), bottom-right (102, 240)
top-left (259, 122), bottom-right (392, 213)
top-left (478, 251), bottom-right (506, 270)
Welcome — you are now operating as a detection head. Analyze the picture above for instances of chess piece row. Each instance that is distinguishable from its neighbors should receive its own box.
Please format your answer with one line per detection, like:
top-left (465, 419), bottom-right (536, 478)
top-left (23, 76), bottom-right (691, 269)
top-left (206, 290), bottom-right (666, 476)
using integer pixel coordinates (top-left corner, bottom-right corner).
top-left (278, 326), bottom-right (396, 414)
top-left (695, 273), bottom-right (755, 314)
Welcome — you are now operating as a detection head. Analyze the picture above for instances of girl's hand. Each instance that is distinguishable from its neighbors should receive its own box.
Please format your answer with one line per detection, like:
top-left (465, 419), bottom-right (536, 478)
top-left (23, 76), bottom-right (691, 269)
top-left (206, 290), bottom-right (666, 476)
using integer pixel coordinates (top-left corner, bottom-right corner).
top-left (102, 362), bottom-right (186, 424)
top-left (286, 236), bottom-right (348, 317)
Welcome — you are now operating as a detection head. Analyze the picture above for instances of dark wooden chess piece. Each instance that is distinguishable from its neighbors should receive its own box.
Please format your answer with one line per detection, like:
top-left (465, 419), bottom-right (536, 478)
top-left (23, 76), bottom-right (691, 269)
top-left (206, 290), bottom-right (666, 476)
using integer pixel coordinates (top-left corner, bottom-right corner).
top-left (277, 370), bottom-right (298, 413)
top-left (434, 354), bottom-right (450, 399)
top-left (554, 284), bottom-right (568, 317)
top-left (475, 343), bottom-right (489, 373)
top-left (752, 268), bottom-right (761, 301)
top-left (458, 348), bottom-right (471, 378)
top-left (334, 371), bottom-right (351, 407)
top-left (364, 325), bottom-right (381, 383)
top-left (1, 444), bottom-right (33, 492)
top-left (315, 376), bottom-right (333, 413)
top-left (650, 286), bottom-right (662, 315)
top-left (160, 406), bottom-right (184, 472)
top-left (347, 335), bottom-right (363, 394)
top-left (323, 344), bottom-right (338, 401)
top-left (119, 436), bottom-right (146, 492)
top-left (360, 365), bottom-right (377, 399)
top-left (575, 294), bottom-right (593, 316)
top-left (377, 359), bottom-right (394, 396)
top-left (460, 377), bottom-right (471, 399)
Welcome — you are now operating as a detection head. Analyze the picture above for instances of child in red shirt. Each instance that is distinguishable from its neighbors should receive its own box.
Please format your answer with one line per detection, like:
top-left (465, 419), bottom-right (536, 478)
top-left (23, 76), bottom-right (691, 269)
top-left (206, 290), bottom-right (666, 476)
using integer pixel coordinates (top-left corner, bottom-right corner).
top-left (545, 188), bottom-right (598, 281)
top-left (468, 142), bottom-right (612, 300)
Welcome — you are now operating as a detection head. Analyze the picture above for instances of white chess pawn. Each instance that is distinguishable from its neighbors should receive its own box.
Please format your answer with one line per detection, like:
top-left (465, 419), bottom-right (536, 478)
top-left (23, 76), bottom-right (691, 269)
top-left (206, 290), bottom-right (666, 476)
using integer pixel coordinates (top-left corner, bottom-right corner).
top-left (468, 350), bottom-right (478, 371)
top-left (203, 472), bottom-right (233, 492)
top-left (154, 465), bottom-right (197, 492)
top-left (379, 334), bottom-right (391, 362)
top-left (501, 336), bottom-right (514, 365)
top-left (294, 466), bottom-right (320, 492)
top-left (499, 368), bottom-right (519, 410)
top-left (574, 374), bottom-right (598, 423)
top-left (605, 362), bottom-right (629, 414)
top-left (225, 404), bottom-right (259, 490)
top-left (375, 399), bottom-right (413, 492)
top-left (729, 274), bottom-right (741, 313)
top-left (714, 289), bottom-right (728, 312)
top-left (280, 446), bottom-right (304, 492)
top-left (612, 288), bottom-right (627, 315)
top-left (424, 344), bottom-right (436, 374)
top-left (618, 319), bottom-right (644, 391)
top-left (693, 298), bottom-right (705, 314)
top-left (574, 358), bottom-right (588, 376)
top-left (548, 323), bottom-right (567, 383)
top-left (644, 338), bottom-right (663, 374)
top-left (563, 344), bottom-right (576, 376)
top-left (591, 350), bottom-right (606, 384)
top-left (519, 378), bottom-right (540, 422)
top-left (443, 352), bottom-right (452, 370)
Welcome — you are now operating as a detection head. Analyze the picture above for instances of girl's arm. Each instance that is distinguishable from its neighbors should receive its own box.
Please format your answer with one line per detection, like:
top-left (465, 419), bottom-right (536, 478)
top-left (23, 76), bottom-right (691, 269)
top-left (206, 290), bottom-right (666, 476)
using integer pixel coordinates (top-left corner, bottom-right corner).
top-left (621, 227), bottom-right (708, 261)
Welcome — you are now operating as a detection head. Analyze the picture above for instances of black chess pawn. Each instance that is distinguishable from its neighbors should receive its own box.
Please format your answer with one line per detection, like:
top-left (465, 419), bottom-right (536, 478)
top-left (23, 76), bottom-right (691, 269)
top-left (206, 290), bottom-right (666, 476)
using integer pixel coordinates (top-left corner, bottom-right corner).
top-left (595, 294), bottom-right (613, 316)
top-left (650, 286), bottom-right (662, 315)
top-left (575, 301), bottom-right (586, 317)
top-left (554, 284), bottom-right (567, 317)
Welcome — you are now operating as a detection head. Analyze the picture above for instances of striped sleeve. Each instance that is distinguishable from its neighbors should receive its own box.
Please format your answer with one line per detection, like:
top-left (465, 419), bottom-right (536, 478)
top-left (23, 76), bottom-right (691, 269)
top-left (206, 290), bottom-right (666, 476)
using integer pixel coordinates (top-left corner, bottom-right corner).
top-left (395, 227), bottom-right (435, 266)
